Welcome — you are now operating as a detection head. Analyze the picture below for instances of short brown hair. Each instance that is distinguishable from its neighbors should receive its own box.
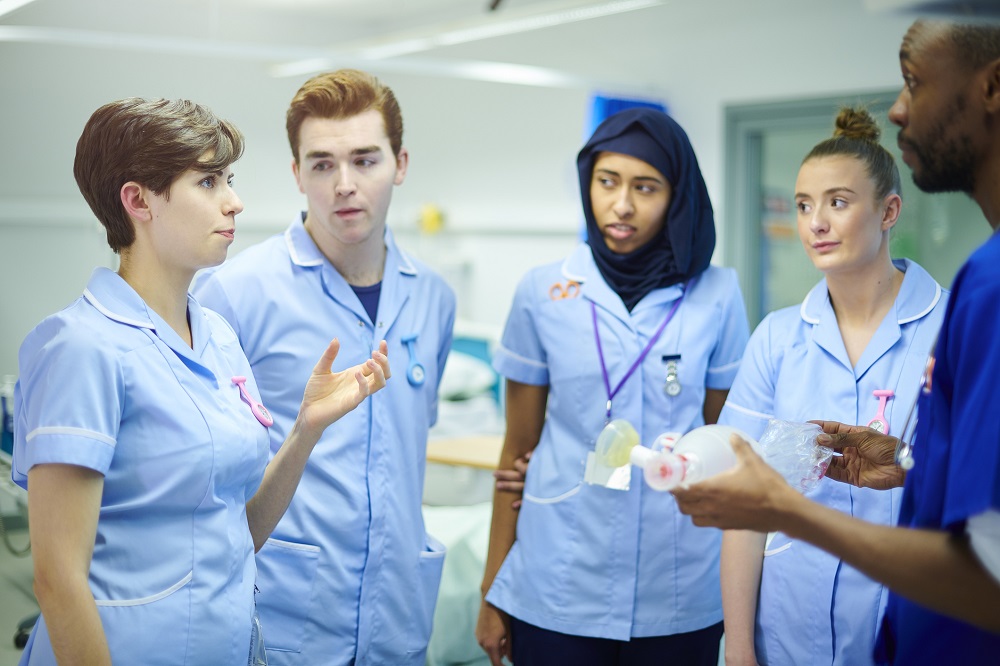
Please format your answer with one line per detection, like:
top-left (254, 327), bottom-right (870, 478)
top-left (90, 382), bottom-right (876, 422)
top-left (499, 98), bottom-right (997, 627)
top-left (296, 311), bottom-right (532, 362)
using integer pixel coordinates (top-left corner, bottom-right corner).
top-left (286, 69), bottom-right (403, 163)
top-left (73, 98), bottom-right (244, 253)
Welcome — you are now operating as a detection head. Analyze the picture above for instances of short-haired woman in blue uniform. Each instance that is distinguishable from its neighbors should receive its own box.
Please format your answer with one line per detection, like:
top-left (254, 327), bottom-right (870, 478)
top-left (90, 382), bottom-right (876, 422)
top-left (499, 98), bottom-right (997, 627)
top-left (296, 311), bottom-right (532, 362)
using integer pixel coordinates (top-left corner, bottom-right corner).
top-left (475, 107), bottom-right (750, 665)
top-left (718, 107), bottom-right (947, 666)
top-left (11, 98), bottom-right (390, 665)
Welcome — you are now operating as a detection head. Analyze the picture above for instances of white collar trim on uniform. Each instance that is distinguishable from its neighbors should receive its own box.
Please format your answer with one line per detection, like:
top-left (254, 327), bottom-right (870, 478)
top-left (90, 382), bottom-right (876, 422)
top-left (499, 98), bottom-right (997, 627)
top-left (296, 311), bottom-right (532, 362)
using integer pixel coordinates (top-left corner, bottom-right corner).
top-left (799, 258), bottom-right (941, 326)
top-left (388, 229), bottom-right (419, 276)
top-left (284, 214), bottom-right (418, 277)
top-left (898, 282), bottom-right (941, 324)
top-left (82, 268), bottom-right (156, 329)
top-left (559, 243), bottom-right (593, 284)
top-left (83, 288), bottom-right (154, 329)
top-left (285, 215), bottom-right (324, 267)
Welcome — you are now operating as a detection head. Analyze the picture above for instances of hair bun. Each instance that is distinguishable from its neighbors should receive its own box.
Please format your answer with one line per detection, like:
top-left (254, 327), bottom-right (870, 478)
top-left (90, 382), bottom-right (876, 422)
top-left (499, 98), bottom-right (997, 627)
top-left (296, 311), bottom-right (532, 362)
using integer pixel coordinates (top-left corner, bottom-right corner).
top-left (833, 107), bottom-right (881, 143)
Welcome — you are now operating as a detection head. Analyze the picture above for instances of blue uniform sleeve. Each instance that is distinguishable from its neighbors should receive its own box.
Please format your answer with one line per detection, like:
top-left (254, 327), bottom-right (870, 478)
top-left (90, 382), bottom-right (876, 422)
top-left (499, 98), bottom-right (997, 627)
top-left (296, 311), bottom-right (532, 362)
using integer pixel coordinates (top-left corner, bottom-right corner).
top-left (492, 271), bottom-right (549, 386)
top-left (435, 290), bottom-right (457, 392)
top-left (941, 262), bottom-right (1000, 523)
top-left (705, 269), bottom-right (750, 390)
top-left (718, 313), bottom-right (778, 441)
top-left (191, 268), bottom-right (241, 338)
top-left (12, 316), bottom-right (124, 487)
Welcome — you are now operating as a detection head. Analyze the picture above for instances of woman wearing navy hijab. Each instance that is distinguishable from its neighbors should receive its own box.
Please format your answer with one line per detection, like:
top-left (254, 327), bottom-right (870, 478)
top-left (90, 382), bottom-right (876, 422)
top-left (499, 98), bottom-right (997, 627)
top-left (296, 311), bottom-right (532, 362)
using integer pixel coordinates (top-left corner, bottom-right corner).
top-left (476, 108), bottom-right (750, 665)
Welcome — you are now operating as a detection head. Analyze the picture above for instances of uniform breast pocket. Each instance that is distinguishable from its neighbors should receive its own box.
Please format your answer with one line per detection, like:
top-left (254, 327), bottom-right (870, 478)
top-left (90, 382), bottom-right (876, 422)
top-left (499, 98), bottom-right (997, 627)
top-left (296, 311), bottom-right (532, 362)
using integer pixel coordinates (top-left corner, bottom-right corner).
top-left (253, 538), bottom-right (321, 654)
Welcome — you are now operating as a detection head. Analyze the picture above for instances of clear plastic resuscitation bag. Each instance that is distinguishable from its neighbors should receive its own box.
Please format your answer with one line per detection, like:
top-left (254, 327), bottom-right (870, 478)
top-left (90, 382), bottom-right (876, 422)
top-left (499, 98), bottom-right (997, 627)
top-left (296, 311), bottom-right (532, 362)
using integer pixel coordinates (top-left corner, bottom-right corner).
top-left (756, 419), bottom-right (834, 493)
top-left (595, 418), bottom-right (834, 492)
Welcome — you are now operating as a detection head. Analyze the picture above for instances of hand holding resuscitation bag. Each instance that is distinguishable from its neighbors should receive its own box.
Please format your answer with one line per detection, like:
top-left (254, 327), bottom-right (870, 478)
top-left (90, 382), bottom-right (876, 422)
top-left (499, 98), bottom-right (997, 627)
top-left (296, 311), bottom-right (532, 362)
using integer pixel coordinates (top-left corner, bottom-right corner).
top-left (595, 419), bottom-right (834, 492)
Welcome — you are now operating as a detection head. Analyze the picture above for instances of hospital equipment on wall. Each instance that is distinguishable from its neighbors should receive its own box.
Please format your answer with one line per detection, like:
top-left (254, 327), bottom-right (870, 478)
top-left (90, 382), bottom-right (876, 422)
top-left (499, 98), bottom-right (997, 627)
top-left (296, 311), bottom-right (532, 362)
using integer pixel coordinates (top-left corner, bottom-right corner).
top-left (595, 420), bottom-right (834, 492)
top-left (0, 374), bottom-right (30, 558)
top-left (1, 374), bottom-right (14, 457)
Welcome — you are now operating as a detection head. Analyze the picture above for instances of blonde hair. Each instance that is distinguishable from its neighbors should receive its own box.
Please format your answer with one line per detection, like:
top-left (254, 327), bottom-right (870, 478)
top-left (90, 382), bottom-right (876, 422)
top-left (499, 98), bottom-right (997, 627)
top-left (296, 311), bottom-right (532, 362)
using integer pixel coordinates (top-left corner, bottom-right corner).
top-left (803, 106), bottom-right (900, 201)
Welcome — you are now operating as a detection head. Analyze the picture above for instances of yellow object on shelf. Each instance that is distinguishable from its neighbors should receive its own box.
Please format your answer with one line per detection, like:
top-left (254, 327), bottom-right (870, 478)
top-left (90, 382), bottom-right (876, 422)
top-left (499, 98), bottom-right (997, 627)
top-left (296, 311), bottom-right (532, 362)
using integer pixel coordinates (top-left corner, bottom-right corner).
top-left (418, 203), bottom-right (445, 234)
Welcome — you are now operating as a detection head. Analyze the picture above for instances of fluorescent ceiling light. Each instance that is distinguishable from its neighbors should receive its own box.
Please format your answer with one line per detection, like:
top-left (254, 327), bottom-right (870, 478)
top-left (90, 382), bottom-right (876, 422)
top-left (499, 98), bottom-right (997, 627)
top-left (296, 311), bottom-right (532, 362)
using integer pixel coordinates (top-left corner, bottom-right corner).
top-left (0, 24), bottom-right (598, 89)
top-left (0, 0), bottom-right (40, 20)
top-left (271, 54), bottom-right (590, 88)
top-left (293, 0), bottom-right (664, 63)
top-left (437, 0), bottom-right (663, 47)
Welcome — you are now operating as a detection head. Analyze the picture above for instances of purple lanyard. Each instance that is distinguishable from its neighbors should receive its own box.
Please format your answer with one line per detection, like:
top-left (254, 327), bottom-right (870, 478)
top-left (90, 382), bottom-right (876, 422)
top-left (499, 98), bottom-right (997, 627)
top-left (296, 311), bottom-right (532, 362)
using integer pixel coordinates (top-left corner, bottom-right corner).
top-left (591, 284), bottom-right (687, 421)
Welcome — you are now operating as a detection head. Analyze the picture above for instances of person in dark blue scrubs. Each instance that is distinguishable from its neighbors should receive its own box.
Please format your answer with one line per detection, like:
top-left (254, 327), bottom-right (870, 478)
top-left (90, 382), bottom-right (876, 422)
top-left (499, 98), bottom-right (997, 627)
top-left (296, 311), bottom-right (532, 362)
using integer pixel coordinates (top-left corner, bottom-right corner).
top-left (672, 18), bottom-right (1000, 666)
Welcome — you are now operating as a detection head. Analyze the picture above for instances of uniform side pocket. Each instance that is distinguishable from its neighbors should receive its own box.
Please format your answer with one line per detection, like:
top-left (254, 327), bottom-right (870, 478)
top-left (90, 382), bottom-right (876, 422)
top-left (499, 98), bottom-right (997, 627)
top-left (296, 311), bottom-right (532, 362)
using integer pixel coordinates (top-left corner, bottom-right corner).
top-left (254, 537), bottom-right (321, 654)
top-left (406, 533), bottom-right (447, 657)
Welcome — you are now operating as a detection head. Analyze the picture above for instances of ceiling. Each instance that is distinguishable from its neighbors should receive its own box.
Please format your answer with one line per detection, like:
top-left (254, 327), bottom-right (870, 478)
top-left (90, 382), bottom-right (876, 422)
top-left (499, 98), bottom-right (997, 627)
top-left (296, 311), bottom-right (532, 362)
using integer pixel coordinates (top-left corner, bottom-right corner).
top-left (5, 0), bottom-right (990, 92)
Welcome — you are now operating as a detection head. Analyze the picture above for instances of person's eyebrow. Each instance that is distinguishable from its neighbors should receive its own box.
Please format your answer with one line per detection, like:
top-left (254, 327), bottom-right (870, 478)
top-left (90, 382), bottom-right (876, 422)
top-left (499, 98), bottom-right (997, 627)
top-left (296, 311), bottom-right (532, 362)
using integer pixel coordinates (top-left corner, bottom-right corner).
top-left (594, 168), bottom-right (665, 185)
top-left (795, 186), bottom-right (857, 198)
top-left (303, 146), bottom-right (383, 160)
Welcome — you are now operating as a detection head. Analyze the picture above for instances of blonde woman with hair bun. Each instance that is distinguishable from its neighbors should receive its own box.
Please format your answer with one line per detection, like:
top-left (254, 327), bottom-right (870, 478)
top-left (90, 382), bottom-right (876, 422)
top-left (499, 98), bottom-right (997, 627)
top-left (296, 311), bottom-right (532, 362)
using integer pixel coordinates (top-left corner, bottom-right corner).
top-left (715, 106), bottom-right (947, 666)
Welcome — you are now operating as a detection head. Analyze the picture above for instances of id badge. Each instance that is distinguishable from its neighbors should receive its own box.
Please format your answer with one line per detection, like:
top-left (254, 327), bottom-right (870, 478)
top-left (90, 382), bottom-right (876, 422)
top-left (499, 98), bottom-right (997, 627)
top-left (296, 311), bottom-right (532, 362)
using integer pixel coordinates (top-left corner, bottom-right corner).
top-left (584, 450), bottom-right (632, 490)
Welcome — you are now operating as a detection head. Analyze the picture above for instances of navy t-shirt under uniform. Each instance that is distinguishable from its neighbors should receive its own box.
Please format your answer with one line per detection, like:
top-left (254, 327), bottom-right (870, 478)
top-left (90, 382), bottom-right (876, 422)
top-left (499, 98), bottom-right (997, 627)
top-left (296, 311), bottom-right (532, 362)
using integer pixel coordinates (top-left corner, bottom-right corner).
top-left (351, 282), bottom-right (381, 325)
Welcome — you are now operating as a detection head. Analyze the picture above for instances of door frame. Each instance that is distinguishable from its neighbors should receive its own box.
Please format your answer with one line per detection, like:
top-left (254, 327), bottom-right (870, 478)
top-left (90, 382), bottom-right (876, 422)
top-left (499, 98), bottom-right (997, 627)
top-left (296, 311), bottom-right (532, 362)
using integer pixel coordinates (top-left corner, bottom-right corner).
top-left (722, 90), bottom-right (900, 325)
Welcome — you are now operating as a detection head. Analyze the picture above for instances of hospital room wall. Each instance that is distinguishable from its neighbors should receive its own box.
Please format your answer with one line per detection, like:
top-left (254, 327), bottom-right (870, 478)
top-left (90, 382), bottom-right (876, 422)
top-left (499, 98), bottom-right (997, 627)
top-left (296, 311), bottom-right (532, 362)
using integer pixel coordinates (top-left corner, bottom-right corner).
top-left (0, 12), bottom-right (910, 375)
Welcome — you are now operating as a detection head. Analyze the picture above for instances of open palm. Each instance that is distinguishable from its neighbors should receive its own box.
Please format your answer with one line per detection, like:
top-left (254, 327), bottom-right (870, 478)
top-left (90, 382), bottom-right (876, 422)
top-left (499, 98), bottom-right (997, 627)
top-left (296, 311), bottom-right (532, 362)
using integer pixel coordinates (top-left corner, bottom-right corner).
top-left (299, 339), bottom-right (390, 435)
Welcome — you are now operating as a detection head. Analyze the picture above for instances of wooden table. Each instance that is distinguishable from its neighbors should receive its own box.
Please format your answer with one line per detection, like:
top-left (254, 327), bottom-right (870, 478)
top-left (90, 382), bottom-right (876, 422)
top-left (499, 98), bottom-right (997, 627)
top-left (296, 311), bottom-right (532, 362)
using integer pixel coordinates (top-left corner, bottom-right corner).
top-left (425, 434), bottom-right (503, 470)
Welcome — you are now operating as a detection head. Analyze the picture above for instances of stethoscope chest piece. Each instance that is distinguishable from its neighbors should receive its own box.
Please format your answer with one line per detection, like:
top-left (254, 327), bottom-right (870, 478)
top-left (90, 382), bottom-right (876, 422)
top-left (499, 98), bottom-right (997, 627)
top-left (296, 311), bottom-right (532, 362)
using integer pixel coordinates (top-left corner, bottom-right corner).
top-left (401, 333), bottom-right (426, 387)
top-left (663, 355), bottom-right (681, 397)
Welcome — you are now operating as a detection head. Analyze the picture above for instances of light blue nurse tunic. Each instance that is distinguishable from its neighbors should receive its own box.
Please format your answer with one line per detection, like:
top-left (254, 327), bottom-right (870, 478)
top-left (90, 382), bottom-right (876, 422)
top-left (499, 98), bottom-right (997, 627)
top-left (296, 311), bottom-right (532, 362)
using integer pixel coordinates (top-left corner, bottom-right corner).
top-left (194, 218), bottom-right (456, 665)
top-left (719, 259), bottom-right (946, 666)
top-left (485, 243), bottom-right (749, 640)
top-left (12, 267), bottom-right (270, 665)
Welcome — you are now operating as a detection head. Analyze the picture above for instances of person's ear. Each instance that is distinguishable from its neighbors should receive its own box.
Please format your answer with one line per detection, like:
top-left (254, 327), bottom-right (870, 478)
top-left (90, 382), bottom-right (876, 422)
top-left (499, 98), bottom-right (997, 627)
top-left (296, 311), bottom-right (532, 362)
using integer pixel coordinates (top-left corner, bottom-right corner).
top-left (292, 157), bottom-right (305, 194)
top-left (120, 182), bottom-right (152, 223)
top-left (981, 57), bottom-right (1000, 114)
top-left (881, 193), bottom-right (902, 232)
top-left (393, 147), bottom-right (409, 186)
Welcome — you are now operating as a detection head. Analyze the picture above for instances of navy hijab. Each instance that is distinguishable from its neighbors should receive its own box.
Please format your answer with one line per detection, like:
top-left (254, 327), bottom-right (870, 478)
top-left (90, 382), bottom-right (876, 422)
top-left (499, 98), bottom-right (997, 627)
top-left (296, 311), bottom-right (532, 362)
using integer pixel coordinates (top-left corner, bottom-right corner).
top-left (578, 107), bottom-right (716, 311)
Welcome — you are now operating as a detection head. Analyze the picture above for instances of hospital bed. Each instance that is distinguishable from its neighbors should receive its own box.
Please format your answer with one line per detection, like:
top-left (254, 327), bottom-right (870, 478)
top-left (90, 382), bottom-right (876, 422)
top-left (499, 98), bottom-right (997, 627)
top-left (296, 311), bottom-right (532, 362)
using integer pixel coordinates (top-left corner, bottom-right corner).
top-left (423, 324), bottom-right (503, 666)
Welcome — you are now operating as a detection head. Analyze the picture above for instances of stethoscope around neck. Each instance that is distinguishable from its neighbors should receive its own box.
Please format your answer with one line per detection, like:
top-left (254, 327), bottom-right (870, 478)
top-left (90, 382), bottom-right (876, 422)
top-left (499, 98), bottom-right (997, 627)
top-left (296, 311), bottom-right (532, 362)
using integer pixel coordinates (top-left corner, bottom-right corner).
top-left (893, 340), bottom-right (938, 471)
